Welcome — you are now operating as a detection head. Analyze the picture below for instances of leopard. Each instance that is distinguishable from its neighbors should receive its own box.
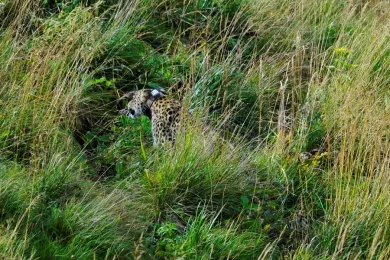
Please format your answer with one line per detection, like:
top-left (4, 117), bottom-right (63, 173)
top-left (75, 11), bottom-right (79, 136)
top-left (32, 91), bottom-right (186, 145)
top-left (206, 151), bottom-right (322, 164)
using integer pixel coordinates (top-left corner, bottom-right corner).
top-left (117, 88), bottom-right (187, 146)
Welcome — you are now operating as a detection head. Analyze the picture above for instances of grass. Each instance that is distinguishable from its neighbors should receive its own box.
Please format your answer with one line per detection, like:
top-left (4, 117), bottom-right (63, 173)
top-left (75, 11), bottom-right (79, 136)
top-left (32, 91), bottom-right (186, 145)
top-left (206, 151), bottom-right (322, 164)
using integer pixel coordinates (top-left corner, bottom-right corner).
top-left (1, 0), bottom-right (390, 259)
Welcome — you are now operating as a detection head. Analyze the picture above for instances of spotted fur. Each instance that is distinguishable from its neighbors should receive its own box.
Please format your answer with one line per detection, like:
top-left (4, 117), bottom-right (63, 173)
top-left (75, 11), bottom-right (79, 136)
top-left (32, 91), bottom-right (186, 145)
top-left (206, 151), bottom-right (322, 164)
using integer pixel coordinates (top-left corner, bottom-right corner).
top-left (118, 89), bottom-right (185, 146)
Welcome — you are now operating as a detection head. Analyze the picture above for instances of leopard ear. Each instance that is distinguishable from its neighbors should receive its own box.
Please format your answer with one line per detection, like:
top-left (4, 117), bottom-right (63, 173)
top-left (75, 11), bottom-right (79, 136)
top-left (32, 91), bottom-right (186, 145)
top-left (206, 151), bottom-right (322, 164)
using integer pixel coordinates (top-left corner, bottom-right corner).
top-left (118, 92), bottom-right (134, 101)
top-left (151, 88), bottom-right (166, 97)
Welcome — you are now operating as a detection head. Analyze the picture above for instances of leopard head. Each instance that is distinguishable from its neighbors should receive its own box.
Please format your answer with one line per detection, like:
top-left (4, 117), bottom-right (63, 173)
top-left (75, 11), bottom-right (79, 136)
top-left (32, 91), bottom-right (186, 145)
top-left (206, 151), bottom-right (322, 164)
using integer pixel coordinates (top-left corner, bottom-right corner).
top-left (118, 89), bottom-right (166, 119)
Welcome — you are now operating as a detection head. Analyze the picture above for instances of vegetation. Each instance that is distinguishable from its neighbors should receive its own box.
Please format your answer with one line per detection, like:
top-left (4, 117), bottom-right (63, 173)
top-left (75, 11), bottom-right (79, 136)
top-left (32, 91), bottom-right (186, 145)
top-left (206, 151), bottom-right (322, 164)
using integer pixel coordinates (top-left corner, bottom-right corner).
top-left (1, 0), bottom-right (389, 259)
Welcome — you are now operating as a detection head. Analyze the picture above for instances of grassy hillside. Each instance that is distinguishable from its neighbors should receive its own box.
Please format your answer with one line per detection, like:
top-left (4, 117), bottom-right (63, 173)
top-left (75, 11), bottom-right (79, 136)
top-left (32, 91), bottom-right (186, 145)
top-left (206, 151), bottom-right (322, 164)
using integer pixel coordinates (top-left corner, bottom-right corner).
top-left (0, 0), bottom-right (389, 259)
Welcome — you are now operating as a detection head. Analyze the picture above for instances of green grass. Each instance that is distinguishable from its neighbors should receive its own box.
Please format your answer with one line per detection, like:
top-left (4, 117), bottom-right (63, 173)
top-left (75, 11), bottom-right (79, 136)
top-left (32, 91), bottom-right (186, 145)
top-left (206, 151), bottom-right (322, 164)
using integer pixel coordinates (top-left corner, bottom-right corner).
top-left (1, 0), bottom-right (390, 259)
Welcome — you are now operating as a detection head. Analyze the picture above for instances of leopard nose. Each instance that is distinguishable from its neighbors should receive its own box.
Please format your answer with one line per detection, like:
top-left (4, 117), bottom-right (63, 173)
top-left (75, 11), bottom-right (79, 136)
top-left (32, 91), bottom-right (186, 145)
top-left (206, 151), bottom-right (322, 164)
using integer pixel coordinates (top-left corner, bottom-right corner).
top-left (129, 109), bottom-right (135, 115)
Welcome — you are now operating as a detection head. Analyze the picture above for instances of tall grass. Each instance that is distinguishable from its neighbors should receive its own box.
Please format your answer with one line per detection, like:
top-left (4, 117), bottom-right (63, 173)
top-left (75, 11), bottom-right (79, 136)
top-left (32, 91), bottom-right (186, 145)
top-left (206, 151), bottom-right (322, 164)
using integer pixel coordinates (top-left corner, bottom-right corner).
top-left (0, 0), bottom-right (389, 258)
